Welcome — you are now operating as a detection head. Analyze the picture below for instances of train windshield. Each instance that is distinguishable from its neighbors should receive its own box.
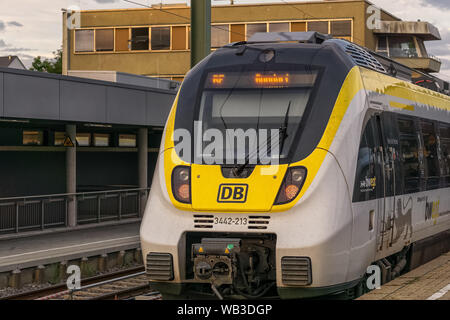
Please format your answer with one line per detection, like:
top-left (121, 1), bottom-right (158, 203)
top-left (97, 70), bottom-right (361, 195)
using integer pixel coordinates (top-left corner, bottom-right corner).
top-left (197, 69), bottom-right (318, 165)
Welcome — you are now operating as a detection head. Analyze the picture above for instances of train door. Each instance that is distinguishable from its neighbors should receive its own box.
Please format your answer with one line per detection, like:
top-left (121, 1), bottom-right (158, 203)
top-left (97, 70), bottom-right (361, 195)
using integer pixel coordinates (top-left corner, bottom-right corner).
top-left (374, 113), bottom-right (401, 251)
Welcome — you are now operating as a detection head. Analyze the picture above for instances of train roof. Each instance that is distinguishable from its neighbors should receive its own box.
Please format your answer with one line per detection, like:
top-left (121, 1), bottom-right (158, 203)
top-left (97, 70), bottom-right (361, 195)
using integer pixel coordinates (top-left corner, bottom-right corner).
top-left (227, 32), bottom-right (450, 97)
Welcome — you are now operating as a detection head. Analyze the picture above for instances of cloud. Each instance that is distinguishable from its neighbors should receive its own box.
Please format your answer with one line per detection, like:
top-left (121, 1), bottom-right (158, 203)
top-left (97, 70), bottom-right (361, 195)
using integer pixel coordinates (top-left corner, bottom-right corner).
top-left (0, 39), bottom-right (6, 47)
top-left (7, 21), bottom-right (23, 27)
top-left (94, 0), bottom-right (118, 3)
top-left (421, 0), bottom-right (450, 10)
top-left (0, 47), bottom-right (34, 52)
top-left (0, 21), bottom-right (5, 32)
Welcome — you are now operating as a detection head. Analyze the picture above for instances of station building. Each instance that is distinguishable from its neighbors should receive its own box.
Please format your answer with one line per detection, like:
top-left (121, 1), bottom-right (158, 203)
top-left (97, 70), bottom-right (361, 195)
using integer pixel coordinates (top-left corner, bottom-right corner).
top-left (63, 0), bottom-right (443, 81)
top-left (0, 67), bottom-right (176, 234)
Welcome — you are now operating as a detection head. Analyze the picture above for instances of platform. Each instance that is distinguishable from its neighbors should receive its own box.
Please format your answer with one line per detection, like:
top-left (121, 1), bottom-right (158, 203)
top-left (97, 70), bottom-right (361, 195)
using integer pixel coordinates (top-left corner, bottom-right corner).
top-left (358, 251), bottom-right (450, 300)
top-left (0, 221), bottom-right (140, 272)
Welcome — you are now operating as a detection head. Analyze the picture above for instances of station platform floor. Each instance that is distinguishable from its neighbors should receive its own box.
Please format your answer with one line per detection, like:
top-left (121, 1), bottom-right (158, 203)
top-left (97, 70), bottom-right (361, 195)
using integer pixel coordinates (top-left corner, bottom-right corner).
top-left (0, 221), bottom-right (140, 272)
top-left (358, 251), bottom-right (450, 300)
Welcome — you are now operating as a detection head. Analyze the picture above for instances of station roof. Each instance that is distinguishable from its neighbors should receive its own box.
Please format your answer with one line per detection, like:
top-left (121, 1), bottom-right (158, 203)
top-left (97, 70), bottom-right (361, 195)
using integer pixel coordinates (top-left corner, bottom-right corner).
top-left (0, 67), bottom-right (176, 127)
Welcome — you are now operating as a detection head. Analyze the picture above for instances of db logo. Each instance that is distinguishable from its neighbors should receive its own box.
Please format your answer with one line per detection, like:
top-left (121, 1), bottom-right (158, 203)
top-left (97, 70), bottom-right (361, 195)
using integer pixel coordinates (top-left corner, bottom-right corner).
top-left (217, 184), bottom-right (248, 203)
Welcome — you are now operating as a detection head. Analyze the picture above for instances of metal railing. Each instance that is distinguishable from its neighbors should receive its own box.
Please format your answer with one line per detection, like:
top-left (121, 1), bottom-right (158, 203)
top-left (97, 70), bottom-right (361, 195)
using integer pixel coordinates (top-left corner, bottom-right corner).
top-left (0, 188), bottom-right (149, 234)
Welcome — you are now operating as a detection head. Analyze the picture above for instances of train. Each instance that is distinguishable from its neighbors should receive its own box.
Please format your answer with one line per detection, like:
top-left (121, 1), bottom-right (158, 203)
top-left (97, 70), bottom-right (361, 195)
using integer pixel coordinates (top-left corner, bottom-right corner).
top-left (140, 32), bottom-right (450, 299)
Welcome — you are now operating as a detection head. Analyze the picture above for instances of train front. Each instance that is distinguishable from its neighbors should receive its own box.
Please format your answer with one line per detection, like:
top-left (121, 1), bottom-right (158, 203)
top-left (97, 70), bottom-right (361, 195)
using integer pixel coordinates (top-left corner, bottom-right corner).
top-left (141, 41), bottom-right (357, 299)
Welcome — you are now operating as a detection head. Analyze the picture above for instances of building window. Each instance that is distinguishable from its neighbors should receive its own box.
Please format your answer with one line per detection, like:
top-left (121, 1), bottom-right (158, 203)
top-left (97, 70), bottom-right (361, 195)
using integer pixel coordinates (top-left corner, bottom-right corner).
top-left (246, 23), bottom-right (267, 39)
top-left (76, 133), bottom-right (91, 147)
top-left (115, 28), bottom-right (130, 51)
top-left (151, 27), bottom-right (170, 50)
top-left (377, 36), bottom-right (388, 56)
top-left (75, 29), bottom-right (94, 52)
top-left (95, 29), bottom-right (114, 52)
top-left (54, 132), bottom-right (66, 146)
top-left (93, 133), bottom-right (110, 147)
top-left (269, 23), bottom-right (289, 33)
top-left (307, 21), bottom-right (329, 34)
top-left (330, 20), bottom-right (351, 39)
top-left (172, 26), bottom-right (187, 50)
top-left (388, 36), bottom-right (418, 58)
top-left (23, 130), bottom-right (43, 146)
top-left (119, 134), bottom-right (137, 147)
top-left (131, 28), bottom-right (149, 50)
top-left (211, 24), bottom-right (229, 48)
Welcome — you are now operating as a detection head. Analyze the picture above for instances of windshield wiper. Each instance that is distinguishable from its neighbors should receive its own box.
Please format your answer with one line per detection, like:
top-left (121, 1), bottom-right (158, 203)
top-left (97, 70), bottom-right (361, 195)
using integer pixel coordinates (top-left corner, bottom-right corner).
top-left (233, 101), bottom-right (291, 177)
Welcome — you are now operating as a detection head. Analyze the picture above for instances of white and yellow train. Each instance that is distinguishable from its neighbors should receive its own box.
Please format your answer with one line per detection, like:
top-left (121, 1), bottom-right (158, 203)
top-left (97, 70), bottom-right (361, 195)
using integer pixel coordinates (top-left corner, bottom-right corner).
top-left (140, 34), bottom-right (450, 299)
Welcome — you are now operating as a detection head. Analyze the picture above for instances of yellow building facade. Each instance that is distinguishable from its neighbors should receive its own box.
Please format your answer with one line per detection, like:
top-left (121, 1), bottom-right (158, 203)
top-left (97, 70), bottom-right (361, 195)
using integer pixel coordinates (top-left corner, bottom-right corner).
top-left (63, 0), bottom-right (441, 80)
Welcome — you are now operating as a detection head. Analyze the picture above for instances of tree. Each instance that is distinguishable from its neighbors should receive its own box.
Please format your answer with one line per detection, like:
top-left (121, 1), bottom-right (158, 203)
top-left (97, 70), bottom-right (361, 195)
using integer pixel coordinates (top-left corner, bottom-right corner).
top-left (30, 48), bottom-right (62, 74)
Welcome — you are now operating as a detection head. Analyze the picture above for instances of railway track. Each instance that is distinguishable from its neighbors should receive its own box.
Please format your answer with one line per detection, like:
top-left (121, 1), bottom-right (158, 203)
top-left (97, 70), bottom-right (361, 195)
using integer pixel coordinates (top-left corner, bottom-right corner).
top-left (1, 266), bottom-right (160, 300)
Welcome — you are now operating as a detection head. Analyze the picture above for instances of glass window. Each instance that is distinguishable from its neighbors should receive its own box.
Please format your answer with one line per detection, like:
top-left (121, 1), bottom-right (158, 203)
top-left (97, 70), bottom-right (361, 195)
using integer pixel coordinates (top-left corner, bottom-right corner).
top-left (119, 134), bottom-right (137, 147)
top-left (151, 27), bottom-right (170, 50)
top-left (331, 20), bottom-right (351, 37)
top-left (440, 124), bottom-right (450, 186)
top-left (172, 26), bottom-right (187, 50)
top-left (269, 23), bottom-right (289, 33)
top-left (398, 118), bottom-right (420, 193)
top-left (246, 23), bottom-right (267, 39)
top-left (75, 29), bottom-right (94, 52)
top-left (388, 36), bottom-right (418, 58)
top-left (421, 121), bottom-right (440, 181)
top-left (211, 24), bottom-right (229, 48)
top-left (95, 29), bottom-right (114, 51)
top-left (307, 21), bottom-right (329, 34)
top-left (115, 28), bottom-right (129, 51)
top-left (76, 133), bottom-right (91, 147)
top-left (54, 132), bottom-right (66, 146)
top-left (93, 133), bottom-right (110, 147)
top-left (23, 130), bottom-right (43, 146)
top-left (353, 119), bottom-right (377, 202)
top-left (416, 38), bottom-right (428, 57)
top-left (131, 28), bottom-right (149, 50)
top-left (377, 36), bottom-right (387, 51)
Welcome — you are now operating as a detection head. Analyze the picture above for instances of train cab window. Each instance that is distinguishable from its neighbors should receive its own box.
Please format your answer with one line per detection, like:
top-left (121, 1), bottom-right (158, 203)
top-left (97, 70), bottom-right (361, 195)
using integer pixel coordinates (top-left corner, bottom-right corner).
top-left (23, 130), bottom-right (43, 146)
top-left (439, 123), bottom-right (450, 186)
top-left (353, 119), bottom-right (377, 202)
top-left (118, 134), bottom-right (136, 147)
top-left (93, 133), bottom-right (110, 147)
top-left (76, 133), bottom-right (91, 147)
top-left (421, 121), bottom-right (440, 190)
top-left (398, 118), bottom-right (420, 193)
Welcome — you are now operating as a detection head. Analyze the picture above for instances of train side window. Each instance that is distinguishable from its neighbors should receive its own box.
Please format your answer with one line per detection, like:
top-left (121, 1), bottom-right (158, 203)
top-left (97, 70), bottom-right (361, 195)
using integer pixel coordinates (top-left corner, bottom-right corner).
top-left (439, 123), bottom-right (450, 186)
top-left (353, 119), bottom-right (377, 202)
top-left (398, 118), bottom-right (420, 193)
top-left (23, 130), bottom-right (44, 146)
top-left (421, 121), bottom-right (440, 190)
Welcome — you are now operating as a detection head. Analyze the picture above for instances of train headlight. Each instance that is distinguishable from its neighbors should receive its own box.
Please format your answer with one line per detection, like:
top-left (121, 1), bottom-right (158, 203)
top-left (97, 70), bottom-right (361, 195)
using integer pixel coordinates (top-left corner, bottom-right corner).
top-left (172, 166), bottom-right (191, 203)
top-left (274, 167), bottom-right (307, 205)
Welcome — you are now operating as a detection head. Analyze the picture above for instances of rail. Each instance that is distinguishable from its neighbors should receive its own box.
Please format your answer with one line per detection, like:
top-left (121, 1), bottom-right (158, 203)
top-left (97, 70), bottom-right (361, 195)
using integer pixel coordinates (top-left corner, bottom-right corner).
top-left (0, 188), bottom-right (150, 234)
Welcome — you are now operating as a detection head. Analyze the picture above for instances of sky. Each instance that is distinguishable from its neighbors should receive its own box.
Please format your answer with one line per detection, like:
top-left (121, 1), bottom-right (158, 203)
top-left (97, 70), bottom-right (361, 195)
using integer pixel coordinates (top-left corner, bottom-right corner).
top-left (0, 0), bottom-right (449, 81)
